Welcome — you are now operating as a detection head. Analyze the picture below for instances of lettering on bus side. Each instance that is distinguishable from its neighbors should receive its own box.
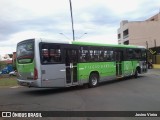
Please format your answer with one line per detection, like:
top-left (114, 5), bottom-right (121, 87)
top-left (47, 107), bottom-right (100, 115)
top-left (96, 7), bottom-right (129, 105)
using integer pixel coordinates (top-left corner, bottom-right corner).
top-left (78, 64), bottom-right (115, 70)
top-left (84, 64), bottom-right (109, 69)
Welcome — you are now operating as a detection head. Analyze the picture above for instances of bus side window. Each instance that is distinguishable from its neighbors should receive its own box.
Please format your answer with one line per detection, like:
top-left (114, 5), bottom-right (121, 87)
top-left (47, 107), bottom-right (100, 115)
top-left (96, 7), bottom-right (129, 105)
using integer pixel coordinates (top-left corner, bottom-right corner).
top-left (54, 49), bottom-right (61, 62)
top-left (94, 50), bottom-right (99, 61)
top-left (109, 51), bottom-right (114, 60)
top-left (81, 50), bottom-right (89, 62)
top-left (41, 44), bottom-right (62, 64)
top-left (49, 49), bottom-right (61, 63)
top-left (89, 50), bottom-right (94, 61)
top-left (127, 49), bottom-right (134, 60)
top-left (104, 50), bottom-right (113, 61)
top-left (79, 49), bottom-right (87, 62)
top-left (104, 50), bottom-right (108, 61)
top-left (141, 49), bottom-right (147, 60)
top-left (42, 49), bottom-right (49, 63)
top-left (99, 51), bottom-right (104, 61)
top-left (79, 50), bottom-right (83, 62)
top-left (85, 52), bottom-right (90, 62)
top-left (50, 49), bottom-right (56, 62)
top-left (134, 49), bottom-right (141, 59)
top-left (68, 50), bottom-right (76, 63)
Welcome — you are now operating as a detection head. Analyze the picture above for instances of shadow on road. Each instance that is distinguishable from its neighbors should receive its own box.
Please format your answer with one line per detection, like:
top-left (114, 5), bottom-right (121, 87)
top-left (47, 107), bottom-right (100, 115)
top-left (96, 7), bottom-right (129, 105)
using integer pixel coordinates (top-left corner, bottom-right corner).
top-left (20, 86), bottom-right (83, 96)
top-left (20, 76), bottom-right (145, 96)
top-left (99, 75), bottom-right (145, 87)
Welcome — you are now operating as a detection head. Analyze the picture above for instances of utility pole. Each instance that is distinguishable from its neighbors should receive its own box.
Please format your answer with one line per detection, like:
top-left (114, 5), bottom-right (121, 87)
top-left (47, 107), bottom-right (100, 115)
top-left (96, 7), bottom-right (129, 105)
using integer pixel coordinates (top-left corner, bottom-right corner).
top-left (154, 39), bottom-right (157, 64)
top-left (69, 0), bottom-right (75, 41)
top-left (146, 41), bottom-right (148, 49)
top-left (154, 39), bottom-right (156, 47)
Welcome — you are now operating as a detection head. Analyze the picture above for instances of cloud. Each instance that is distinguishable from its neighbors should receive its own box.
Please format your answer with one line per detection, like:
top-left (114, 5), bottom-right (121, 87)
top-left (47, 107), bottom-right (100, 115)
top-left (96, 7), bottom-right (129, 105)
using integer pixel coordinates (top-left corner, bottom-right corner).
top-left (0, 0), bottom-right (160, 54)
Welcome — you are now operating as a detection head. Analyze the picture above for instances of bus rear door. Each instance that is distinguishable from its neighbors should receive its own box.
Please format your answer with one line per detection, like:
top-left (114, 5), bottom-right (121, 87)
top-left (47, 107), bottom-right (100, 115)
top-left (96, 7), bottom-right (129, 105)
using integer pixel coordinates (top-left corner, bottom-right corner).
top-left (65, 49), bottom-right (78, 86)
top-left (115, 50), bottom-right (123, 77)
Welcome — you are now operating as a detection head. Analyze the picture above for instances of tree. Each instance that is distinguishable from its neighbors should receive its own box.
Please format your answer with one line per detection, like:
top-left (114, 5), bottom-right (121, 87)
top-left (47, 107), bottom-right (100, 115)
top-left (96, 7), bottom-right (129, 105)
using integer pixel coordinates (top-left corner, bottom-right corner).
top-left (0, 61), bottom-right (7, 71)
top-left (12, 60), bottom-right (17, 70)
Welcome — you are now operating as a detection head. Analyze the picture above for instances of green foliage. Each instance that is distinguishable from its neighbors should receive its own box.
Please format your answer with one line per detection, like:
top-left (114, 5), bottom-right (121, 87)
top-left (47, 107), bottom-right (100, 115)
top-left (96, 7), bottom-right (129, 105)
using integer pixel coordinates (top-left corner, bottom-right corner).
top-left (0, 76), bottom-right (17, 87)
top-left (12, 60), bottom-right (17, 70)
top-left (0, 61), bottom-right (7, 70)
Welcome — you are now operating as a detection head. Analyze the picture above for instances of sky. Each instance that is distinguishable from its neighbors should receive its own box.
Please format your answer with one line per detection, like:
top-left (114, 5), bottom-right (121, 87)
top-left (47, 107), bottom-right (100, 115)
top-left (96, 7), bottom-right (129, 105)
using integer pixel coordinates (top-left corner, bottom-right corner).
top-left (0, 0), bottom-right (160, 54)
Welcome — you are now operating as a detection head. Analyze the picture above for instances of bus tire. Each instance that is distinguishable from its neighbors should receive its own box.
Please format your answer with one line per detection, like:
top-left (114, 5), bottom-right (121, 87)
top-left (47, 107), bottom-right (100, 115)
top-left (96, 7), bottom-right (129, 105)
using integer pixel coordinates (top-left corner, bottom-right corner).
top-left (89, 73), bottom-right (99, 88)
top-left (134, 68), bottom-right (138, 78)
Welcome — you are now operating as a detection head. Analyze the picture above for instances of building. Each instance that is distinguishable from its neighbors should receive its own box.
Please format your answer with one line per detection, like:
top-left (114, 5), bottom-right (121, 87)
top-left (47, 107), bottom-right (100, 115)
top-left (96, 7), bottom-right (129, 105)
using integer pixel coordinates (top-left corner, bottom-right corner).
top-left (117, 13), bottom-right (160, 64)
top-left (12, 52), bottom-right (16, 64)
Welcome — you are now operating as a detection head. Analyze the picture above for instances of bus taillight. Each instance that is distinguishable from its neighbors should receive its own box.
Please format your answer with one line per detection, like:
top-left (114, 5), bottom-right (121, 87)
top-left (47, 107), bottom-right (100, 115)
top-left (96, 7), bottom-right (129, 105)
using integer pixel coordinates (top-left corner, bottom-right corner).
top-left (34, 68), bottom-right (38, 80)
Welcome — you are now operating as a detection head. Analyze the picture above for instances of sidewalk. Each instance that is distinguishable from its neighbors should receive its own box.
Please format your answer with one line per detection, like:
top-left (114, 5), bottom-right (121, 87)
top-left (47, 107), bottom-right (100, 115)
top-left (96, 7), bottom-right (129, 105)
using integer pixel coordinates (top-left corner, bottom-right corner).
top-left (147, 68), bottom-right (160, 75)
top-left (153, 64), bottom-right (160, 69)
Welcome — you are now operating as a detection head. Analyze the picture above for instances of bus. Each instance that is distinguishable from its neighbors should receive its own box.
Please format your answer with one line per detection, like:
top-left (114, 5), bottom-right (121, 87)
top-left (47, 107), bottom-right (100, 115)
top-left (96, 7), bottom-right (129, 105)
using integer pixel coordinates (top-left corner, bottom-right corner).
top-left (16, 38), bottom-right (147, 88)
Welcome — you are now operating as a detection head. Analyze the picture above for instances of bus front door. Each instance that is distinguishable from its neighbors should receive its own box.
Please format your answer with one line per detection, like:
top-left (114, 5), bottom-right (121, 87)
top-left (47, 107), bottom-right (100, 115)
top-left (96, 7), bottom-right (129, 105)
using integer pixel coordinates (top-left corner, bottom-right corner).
top-left (65, 49), bottom-right (78, 85)
top-left (115, 51), bottom-right (123, 77)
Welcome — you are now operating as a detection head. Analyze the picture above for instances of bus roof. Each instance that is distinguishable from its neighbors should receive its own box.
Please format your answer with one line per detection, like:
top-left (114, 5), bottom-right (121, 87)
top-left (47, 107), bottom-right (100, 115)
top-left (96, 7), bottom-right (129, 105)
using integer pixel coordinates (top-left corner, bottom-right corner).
top-left (18, 38), bottom-right (72, 44)
top-left (72, 41), bottom-right (146, 49)
top-left (35, 38), bottom-right (72, 44)
top-left (18, 38), bottom-right (146, 49)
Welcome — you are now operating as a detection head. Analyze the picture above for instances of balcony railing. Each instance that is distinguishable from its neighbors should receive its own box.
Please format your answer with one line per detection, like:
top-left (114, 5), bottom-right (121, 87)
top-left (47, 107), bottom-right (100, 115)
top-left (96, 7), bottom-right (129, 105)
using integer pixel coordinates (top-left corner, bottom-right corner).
top-left (123, 34), bottom-right (129, 39)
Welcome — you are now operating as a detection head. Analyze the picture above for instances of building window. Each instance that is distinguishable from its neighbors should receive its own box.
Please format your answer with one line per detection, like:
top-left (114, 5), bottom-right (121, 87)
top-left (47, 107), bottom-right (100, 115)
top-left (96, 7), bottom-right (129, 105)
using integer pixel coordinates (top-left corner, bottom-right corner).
top-left (118, 34), bottom-right (121, 39)
top-left (124, 40), bottom-right (129, 45)
top-left (123, 29), bottom-right (129, 39)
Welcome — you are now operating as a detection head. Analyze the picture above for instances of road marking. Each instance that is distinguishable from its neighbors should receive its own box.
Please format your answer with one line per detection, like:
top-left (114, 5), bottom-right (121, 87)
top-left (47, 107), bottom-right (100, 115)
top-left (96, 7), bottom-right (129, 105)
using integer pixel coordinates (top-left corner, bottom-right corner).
top-left (10, 86), bottom-right (22, 88)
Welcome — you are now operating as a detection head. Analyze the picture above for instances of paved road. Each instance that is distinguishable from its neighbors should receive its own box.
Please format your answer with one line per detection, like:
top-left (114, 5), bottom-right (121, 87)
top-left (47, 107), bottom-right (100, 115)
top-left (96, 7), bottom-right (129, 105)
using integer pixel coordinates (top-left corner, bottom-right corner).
top-left (0, 69), bottom-right (160, 120)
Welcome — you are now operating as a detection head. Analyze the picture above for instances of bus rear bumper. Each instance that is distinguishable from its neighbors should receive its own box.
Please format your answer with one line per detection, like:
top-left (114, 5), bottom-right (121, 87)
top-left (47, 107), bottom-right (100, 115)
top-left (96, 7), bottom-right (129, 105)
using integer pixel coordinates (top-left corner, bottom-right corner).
top-left (17, 79), bottom-right (41, 87)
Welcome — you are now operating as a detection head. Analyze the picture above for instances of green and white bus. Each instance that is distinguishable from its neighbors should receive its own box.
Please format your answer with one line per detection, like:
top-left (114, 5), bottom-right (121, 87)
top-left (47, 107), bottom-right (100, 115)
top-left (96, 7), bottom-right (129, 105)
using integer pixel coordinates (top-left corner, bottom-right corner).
top-left (16, 38), bottom-right (147, 88)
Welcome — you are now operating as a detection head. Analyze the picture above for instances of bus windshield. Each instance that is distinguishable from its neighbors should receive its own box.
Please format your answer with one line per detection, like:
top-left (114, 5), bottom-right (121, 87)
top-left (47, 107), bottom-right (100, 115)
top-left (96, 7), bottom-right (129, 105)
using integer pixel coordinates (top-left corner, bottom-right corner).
top-left (17, 41), bottom-right (34, 64)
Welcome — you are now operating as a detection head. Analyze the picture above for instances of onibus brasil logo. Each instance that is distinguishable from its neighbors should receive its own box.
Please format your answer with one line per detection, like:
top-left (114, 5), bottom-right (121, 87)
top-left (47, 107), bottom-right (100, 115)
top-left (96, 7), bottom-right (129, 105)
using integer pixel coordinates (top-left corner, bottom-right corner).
top-left (2, 112), bottom-right (42, 118)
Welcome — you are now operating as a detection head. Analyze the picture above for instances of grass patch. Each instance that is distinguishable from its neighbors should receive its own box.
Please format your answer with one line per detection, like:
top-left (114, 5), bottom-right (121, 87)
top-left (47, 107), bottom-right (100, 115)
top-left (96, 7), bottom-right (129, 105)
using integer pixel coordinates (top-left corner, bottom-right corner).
top-left (0, 76), bottom-right (18, 87)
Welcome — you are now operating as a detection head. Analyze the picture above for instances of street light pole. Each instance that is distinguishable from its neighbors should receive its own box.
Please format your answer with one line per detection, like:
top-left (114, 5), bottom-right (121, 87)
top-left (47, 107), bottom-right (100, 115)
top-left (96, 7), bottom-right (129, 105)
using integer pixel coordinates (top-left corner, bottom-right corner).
top-left (69, 0), bottom-right (75, 41)
top-left (78, 33), bottom-right (87, 39)
top-left (59, 33), bottom-right (70, 40)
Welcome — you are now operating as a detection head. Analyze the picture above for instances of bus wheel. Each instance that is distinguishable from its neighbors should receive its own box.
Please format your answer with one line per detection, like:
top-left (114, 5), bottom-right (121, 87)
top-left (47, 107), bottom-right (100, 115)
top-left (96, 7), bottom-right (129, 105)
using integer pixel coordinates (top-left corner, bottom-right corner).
top-left (89, 73), bottom-right (99, 88)
top-left (134, 69), bottom-right (138, 78)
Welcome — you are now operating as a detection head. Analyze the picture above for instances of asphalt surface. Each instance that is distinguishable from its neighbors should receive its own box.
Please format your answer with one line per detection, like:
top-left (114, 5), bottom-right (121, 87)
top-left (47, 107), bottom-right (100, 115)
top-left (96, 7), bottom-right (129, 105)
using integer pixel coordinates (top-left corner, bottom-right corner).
top-left (0, 69), bottom-right (160, 120)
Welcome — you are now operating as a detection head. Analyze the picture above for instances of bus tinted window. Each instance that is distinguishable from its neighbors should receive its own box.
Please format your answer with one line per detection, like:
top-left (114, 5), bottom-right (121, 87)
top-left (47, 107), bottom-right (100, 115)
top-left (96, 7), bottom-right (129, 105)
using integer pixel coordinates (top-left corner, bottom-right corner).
top-left (127, 48), bottom-right (147, 60)
top-left (17, 41), bottom-right (34, 64)
top-left (141, 49), bottom-right (147, 60)
top-left (134, 49), bottom-right (141, 59)
top-left (104, 50), bottom-right (114, 61)
top-left (79, 47), bottom-right (114, 62)
top-left (127, 49), bottom-right (134, 59)
top-left (89, 49), bottom-right (101, 62)
top-left (66, 50), bottom-right (77, 63)
top-left (41, 44), bottom-right (62, 64)
top-left (79, 47), bottom-right (89, 62)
